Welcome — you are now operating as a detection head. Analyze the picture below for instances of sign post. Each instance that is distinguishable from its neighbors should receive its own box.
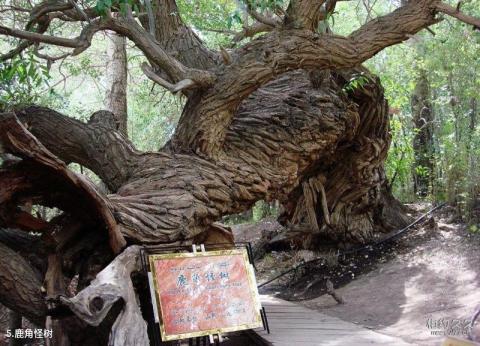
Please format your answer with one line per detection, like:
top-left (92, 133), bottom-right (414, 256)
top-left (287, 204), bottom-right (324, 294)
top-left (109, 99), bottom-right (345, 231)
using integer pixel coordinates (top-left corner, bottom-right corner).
top-left (145, 245), bottom-right (263, 344)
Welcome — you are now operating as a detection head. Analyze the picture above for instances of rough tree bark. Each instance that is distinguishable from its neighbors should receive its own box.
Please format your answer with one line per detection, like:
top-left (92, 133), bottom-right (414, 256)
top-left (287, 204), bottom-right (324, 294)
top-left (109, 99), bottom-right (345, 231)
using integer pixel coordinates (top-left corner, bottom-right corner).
top-left (105, 32), bottom-right (128, 137)
top-left (1, 0), bottom-right (479, 344)
top-left (277, 68), bottom-right (412, 248)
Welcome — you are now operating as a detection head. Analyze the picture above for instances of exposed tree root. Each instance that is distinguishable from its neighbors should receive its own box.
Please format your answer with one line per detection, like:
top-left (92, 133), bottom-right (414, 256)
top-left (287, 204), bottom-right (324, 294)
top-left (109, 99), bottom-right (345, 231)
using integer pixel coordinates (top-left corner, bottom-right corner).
top-left (61, 246), bottom-right (148, 346)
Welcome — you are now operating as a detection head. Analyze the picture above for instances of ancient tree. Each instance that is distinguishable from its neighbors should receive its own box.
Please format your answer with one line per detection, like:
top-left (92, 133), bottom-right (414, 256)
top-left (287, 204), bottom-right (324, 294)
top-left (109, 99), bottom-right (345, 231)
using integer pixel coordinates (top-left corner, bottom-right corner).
top-left (0, 0), bottom-right (479, 344)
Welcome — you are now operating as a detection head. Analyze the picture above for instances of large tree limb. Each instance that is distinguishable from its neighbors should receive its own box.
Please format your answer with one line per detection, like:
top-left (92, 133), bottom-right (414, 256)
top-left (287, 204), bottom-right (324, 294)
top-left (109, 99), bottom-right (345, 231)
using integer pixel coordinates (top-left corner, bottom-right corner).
top-left (110, 70), bottom-right (358, 243)
top-left (0, 242), bottom-right (46, 326)
top-left (26, 1), bottom-right (74, 29)
top-left (3, 71), bottom-right (357, 245)
top-left (15, 106), bottom-right (138, 191)
top-left (0, 17), bottom-right (52, 62)
top-left (172, 0), bottom-right (443, 156)
top-left (348, 0), bottom-right (441, 57)
top-left (5, 100), bottom-right (302, 244)
top-left (105, 17), bottom-right (215, 86)
top-left (3, 68), bottom-right (403, 248)
top-left (0, 228), bottom-right (42, 253)
top-left (0, 112), bottom-right (126, 253)
top-left (277, 0), bottom-right (341, 31)
top-left (138, 0), bottom-right (218, 72)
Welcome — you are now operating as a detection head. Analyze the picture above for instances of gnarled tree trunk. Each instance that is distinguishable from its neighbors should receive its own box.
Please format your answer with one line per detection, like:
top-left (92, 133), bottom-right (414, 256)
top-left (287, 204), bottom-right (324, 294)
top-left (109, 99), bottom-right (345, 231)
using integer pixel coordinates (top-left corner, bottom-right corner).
top-left (0, 67), bottom-right (408, 344)
top-left (277, 69), bottom-right (410, 249)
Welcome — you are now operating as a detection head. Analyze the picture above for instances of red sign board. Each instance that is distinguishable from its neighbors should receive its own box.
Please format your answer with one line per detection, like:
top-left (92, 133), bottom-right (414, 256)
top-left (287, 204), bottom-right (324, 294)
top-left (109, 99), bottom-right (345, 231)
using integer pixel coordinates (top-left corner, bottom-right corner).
top-left (148, 249), bottom-right (262, 341)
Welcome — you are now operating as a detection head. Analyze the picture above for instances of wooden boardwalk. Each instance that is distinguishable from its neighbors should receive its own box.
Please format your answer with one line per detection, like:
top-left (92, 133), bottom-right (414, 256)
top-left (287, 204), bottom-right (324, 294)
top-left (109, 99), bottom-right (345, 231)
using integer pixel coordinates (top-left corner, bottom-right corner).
top-left (252, 295), bottom-right (412, 345)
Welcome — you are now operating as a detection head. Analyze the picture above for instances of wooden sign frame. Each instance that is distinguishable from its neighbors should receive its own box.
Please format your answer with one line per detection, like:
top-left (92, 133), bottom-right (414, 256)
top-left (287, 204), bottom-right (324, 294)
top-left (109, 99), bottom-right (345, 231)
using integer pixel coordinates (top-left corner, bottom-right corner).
top-left (147, 247), bottom-right (263, 341)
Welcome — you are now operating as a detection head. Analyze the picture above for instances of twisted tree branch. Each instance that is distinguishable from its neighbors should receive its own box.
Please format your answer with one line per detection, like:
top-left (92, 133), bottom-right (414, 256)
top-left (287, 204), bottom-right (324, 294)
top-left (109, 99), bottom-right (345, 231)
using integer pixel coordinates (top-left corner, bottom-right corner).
top-left (138, 0), bottom-right (218, 72)
top-left (15, 106), bottom-right (138, 191)
top-left (0, 111), bottom-right (126, 253)
top-left (436, 2), bottom-right (480, 29)
top-left (0, 13), bottom-right (215, 88)
top-left (0, 25), bottom-right (79, 47)
top-left (141, 63), bottom-right (195, 93)
top-left (172, 0), bottom-right (445, 156)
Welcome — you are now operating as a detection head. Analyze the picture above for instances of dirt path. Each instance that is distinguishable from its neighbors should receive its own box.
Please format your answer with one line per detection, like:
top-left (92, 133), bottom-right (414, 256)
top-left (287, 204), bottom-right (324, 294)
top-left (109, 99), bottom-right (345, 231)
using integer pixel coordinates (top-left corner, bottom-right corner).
top-left (232, 205), bottom-right (480, 345)
top-left (299, 206), bottom-right (480, 345)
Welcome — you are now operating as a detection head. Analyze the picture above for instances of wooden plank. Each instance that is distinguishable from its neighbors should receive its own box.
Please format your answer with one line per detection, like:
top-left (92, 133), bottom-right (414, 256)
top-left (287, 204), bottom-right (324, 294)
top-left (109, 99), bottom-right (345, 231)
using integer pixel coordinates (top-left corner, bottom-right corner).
top-left (260, 326), bottom-right (361, 331)
top-left (252, 295), bottom-right (413, 346)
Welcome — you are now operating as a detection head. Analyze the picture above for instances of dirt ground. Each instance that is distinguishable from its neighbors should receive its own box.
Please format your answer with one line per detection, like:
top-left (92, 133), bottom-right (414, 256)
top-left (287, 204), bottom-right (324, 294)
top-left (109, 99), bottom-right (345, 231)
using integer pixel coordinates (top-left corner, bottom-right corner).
top-left (232, 204), bottom-right (480, 345)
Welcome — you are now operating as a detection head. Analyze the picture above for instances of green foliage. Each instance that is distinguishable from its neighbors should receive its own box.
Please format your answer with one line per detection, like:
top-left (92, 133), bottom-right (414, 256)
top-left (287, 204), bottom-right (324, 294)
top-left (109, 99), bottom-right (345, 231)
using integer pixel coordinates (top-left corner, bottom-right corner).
top-left (226, 10), bottom-right (243, 29)
top-left (0, 54), bottom-right (50, 110)
top-left (385, 115), bottom-right (415, 201)
top-left (128, 82), bottom-right (184, 151)
top-left (342, 73), bottom-right (369, 93)
top-left (223, 200), bottom-right (279, 225)
top-left (244, 0), bottom-right (286, 11)
top-left (469, 224), bottom-right (479, 234)
top-left (414, 165), bottom-right (430, 178)
top-left (252, 200), bottom-right (278, 222)
top-left (177, 0), bottom-right (237, 48)
top-left (370, 8), bottom-right (479, 218)
top-left (94, 0), bottom-right (139, 17)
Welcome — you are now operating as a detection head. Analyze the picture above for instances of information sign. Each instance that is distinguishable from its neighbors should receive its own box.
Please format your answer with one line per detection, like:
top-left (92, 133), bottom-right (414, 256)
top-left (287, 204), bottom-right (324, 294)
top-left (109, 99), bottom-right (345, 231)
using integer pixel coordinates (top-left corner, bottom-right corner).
top-left (148, 248), bottom-right (262, 341)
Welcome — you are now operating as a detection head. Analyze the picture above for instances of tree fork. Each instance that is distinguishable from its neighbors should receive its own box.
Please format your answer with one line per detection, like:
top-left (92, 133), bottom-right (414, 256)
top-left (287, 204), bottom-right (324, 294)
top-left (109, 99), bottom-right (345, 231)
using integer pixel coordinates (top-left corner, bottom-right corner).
top-left (0, 112), bottom-right (126, 253)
